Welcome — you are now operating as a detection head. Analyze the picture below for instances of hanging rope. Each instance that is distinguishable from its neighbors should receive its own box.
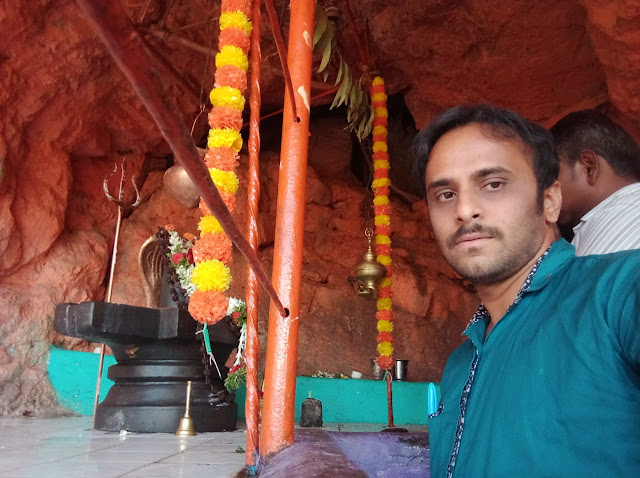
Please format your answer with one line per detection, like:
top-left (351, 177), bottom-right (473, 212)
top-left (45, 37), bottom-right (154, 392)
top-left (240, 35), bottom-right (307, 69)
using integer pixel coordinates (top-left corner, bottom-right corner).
top-left (244, 0), bottom-right (263, 466)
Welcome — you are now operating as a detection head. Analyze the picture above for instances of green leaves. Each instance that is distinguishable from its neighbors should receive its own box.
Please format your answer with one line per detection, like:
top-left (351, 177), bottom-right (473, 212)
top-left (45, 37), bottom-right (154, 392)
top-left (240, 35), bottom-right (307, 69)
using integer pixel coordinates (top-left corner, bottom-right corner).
top-left (313, 5), bottom-right (374, 140)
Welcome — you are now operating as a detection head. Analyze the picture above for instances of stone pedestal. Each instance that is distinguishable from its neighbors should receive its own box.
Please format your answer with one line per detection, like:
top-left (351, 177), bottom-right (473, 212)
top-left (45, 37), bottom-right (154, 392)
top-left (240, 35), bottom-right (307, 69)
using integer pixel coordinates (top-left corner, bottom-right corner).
top-left (54, 301), bottom-right (237, 433)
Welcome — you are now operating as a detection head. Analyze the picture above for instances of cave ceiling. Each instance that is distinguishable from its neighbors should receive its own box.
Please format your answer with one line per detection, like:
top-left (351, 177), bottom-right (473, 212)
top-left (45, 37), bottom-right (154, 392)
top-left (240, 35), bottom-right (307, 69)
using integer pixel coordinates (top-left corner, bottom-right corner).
top-left (1, 0), bottom-right (639, 192)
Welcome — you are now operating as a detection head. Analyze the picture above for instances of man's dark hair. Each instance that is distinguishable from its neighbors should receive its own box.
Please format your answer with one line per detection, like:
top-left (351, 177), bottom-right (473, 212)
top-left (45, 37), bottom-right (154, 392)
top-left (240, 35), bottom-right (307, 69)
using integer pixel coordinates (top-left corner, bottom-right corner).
top-left (550, 109), bottom-right (640, 179)
top-left (412, 104), bottom-right (558, 208)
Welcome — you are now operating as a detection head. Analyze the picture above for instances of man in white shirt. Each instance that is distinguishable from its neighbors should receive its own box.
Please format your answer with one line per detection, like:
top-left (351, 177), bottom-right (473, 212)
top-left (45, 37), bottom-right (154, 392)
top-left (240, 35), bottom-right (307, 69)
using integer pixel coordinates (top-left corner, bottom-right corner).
top-left (550, 110), bottom-right (640, 255)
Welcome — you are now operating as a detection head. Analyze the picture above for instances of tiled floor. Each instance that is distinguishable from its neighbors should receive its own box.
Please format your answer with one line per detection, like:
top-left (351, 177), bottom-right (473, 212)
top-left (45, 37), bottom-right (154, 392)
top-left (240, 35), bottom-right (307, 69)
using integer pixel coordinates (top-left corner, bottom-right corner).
top-left (0, 417), bottom-right (247, 478)
top-left (0, 417), bottom-right (428, 478)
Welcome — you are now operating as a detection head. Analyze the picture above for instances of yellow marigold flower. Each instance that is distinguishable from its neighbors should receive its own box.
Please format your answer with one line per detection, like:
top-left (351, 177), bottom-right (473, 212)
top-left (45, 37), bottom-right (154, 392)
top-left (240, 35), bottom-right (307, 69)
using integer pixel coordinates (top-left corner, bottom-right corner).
top-left (373, 125), bottom-right (387, 135)
top-left (377, 255), bottom-right (392, 266)
top-left (209, 168), bottom-right (239, 194)
top-left (378, 298), bottom-right (393, 310)
top-left (372, 178), bottom-right (390, 189)
top-left (375, 215), bottom-right (390, 226)
top-left (210, 86), bottom-right (245, 110)
top-left (208, 128), bottom-right (243, 153)
top-left (377, 341), bottom-right (394, 357)
top-left (215, 45), bottom-right (249, 72)
top-left (220, 11), bottom-right (252, 35)
top-left (373, 195), bottom-right (389, 206)
top-left (377, 319), bottom-right (394, 332)
top-left (372, 142), bottom-right (388, 153)
top-left (379, 277), bottom-right (392, 288)
top-left (374, 107), bottom-right (388, 118)
top-left (373, 76), bottom-right (385, 86)
top-left (376, 235), bottom-right (391, 245)
top-left (192, 259), bottom-right (232, 292)
top-left (374, 160), bottom-right (390, 170)
top-left (372, 92), bottom-right (387, 103)
top-left (198, 215), bottom-right (224, 234)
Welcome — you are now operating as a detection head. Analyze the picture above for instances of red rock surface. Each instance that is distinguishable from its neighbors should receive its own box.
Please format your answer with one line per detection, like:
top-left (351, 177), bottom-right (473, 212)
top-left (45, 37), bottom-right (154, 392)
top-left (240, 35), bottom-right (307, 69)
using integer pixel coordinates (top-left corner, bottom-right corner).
top-left (1, 0), bottom-right (639, 415)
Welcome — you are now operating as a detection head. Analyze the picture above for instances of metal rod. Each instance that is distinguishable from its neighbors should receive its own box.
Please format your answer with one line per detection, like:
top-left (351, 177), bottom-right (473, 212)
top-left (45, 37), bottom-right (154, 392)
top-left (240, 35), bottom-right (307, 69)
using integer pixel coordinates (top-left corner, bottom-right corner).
top-left (260, 0), bottom-right (315, 457)
top-left (75, 0), bottom-right (287, 318)
top-left (92, 204), bottom-right (123, 427)
top-left (386, 370), bottom-right (394, 428)
top-left (264, 0), bottom-right (298, 122)
top-left (244, 0), bottom-right (263, 465)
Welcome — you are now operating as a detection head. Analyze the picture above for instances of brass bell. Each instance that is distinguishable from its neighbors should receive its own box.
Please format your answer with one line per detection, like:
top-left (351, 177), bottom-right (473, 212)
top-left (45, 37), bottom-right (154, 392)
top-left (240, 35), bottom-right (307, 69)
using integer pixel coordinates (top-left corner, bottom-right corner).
top-left (350, 228), bottom-right (387, 299)
top-left (175, 380), bottom-right (196, 436)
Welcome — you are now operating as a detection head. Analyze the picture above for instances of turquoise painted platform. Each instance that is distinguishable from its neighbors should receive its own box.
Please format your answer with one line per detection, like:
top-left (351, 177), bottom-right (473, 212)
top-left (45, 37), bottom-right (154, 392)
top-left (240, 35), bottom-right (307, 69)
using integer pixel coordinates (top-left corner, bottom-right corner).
top-left (49, 347), bottom-right (439, 425)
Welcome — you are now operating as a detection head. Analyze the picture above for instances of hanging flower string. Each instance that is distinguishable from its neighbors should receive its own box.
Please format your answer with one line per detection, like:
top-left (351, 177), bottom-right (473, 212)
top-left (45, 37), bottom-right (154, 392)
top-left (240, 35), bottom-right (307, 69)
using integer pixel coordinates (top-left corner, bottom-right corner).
top-left (188, 0), bottom-right (253, 325)
top-left (370, 76), bottom-right (394, 370)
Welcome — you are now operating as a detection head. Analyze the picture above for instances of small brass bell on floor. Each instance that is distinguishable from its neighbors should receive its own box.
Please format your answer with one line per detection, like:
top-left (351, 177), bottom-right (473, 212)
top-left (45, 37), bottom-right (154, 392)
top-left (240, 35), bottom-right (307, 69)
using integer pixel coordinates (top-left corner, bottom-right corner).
top-left (349, 228), bottom-right (387, 299)
top-left (175, 380), bottom-right (196, 436)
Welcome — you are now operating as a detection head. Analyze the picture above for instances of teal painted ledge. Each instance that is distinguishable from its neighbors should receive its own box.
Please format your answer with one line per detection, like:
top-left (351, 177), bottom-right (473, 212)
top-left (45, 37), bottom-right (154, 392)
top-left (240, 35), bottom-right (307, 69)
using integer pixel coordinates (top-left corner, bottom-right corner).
top-left (49, 347), bottom-right (439, 425)
top-left (236, 378), bottom-right (440, 426)
top-left (49, 346), bottom-right (116, 416)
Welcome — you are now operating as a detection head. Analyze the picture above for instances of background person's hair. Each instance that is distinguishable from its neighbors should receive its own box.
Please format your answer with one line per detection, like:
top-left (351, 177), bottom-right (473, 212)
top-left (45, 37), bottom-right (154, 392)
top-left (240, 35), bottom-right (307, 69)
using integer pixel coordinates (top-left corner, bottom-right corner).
top-left (550, 109), bottom-right (640, 179)
top-left (412, 104), bottom-right (559, 210)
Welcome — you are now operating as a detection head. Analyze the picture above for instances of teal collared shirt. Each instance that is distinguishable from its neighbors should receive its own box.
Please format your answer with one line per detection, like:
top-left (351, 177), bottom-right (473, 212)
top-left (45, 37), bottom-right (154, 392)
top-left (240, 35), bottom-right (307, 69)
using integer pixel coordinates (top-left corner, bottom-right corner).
top-left (429, 239), bottom-right (640, 477)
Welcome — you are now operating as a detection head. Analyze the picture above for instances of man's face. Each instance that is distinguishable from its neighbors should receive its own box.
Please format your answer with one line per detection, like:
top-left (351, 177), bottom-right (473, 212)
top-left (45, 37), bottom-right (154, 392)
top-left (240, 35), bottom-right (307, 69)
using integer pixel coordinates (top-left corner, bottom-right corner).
top-left (424, 123), bottom-right (551, 285)
top-left (556, 157), bottom-right (588, 230)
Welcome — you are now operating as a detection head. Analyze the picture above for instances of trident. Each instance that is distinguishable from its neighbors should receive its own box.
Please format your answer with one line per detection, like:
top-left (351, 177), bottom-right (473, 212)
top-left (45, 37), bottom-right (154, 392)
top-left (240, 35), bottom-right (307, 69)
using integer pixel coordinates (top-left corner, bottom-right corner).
top-left (92, 156), bottom-right (140, 427)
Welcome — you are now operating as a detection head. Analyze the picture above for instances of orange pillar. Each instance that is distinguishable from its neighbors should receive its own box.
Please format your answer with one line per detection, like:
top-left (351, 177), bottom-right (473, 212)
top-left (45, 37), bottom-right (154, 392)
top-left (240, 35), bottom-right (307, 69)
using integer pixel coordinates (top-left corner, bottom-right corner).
top-left (260, 0), bottom-right (315, 457)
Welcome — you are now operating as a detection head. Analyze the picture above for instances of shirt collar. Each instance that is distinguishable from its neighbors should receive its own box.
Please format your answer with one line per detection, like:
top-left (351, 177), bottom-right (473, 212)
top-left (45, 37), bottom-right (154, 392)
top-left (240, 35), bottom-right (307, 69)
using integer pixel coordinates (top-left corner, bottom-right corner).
top-left (573, 183), bottom-right (640, 236)
top-left (462, 240), bottom-right (574, 346)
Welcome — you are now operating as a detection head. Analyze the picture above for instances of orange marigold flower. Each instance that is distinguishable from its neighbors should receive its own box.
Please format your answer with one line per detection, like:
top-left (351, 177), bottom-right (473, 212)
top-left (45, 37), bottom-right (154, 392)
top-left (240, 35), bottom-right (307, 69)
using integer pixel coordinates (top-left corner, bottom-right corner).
top-left (377, 332), bottom-right (394, 343)
top-left (373, 151), bottom-right (388, 161)
top-left (192, 232), bottom-right (233, 265)
top-left (222, 0), bottom-right (252, 16)
top-left (208, 106), bottom-right (243, 132)
top-left (377, 355), bottom-right (394, 370)
top-left (376, 224), bottom-right (391, 236)
top-left (214, 64), bottom-right (248, 93)
top-left (376, 244), bottom-right (392, 257)
top-left (373, 134), bottom-right (387, 144)
top-left (373, 116), bottom-right (388, 127)
top-left (204, 145), bottom-right (239, 171)
top-left (373, 168), bottom-right (389, 179)
top-left (374, 204), bottom-right (392, 216)
top-left (219, 27), bottom-right (251, 54)
top-left (374, 186), bottom-right (390, 197)
top-left (371, 84), bottom-right (385, 95)
top-left (377, 287), bottom-right (392, 299)
top-left (199, 192), bottom-right (236, 216)
top-left (164, 224), bottom-right (176, 231)
top-left (376, 310), bottom-right (393, 321)
top-left (188, 289), bottom-right (228, 325)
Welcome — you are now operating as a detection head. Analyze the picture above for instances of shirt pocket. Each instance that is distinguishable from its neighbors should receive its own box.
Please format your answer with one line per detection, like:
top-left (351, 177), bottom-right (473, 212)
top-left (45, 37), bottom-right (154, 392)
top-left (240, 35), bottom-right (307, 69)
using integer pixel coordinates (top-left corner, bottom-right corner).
top-left (428, 401), bottom-right (459, 478)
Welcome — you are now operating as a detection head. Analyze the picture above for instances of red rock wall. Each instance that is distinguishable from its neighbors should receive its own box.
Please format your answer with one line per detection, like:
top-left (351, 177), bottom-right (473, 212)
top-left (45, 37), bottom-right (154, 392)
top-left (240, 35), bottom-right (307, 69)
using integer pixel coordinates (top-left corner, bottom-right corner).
top-left (1, 0), bottom-right (639, 416)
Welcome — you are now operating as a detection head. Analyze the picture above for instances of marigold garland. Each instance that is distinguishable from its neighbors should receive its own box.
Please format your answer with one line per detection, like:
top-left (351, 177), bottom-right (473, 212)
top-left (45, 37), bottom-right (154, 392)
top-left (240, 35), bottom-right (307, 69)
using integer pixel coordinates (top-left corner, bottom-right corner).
top-left (371, 76), bottom-right (394, 370)
top-left (188, 0), bottom-right (252, 325)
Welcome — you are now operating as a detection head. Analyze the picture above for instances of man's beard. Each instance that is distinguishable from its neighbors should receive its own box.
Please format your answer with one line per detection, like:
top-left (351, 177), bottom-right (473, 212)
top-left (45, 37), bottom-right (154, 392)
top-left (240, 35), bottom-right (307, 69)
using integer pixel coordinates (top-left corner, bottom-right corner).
top-left (439, 222), bottom-right (542, 286)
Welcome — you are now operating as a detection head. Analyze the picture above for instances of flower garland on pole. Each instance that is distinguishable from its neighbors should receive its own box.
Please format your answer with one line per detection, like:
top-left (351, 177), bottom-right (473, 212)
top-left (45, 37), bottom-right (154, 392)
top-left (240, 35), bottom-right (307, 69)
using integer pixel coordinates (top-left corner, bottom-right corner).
top-left (188, 0), bottom-right (253, 326)
top-left (370, 76), bottom-right (394, 371)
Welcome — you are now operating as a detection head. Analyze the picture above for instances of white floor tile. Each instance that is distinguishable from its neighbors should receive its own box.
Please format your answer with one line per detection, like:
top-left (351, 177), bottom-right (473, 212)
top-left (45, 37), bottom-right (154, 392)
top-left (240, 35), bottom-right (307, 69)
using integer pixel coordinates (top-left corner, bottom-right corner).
top-left (119, 462), bottom-right (243, 478)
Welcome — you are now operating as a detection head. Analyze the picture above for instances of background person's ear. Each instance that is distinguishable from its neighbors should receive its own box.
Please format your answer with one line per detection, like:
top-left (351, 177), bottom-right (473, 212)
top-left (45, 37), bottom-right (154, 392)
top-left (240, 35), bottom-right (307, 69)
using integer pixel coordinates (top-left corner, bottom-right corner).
top-left (578, 150), bottom-right (600, 186)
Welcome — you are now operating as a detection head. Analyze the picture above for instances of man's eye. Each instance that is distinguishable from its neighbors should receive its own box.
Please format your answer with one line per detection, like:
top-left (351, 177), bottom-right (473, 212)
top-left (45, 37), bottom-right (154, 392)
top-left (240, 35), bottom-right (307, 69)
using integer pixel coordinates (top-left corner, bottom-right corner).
top-left (437, 191), bottom-right (455, 201)
top-left (484, 181), bottom-right (503, 191)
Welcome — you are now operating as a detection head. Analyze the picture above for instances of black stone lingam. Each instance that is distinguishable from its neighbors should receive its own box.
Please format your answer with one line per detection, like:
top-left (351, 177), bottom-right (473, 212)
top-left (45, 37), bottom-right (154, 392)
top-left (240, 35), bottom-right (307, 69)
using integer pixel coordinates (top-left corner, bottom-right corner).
top-left (54, 301), bottom-right (238, 433)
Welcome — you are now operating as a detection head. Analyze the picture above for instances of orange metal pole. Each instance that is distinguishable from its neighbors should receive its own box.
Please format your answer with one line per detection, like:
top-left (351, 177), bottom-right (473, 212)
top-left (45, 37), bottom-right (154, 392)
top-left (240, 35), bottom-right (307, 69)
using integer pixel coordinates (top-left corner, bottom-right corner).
top-left (244, 0), bottom-right (263, 465)
top-left (260, 0), bottom-right (315, 457)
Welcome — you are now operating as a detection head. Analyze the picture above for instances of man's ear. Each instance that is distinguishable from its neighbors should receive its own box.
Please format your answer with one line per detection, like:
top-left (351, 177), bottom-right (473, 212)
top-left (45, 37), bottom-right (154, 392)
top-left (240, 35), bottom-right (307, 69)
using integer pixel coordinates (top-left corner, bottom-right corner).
top-left (544, 180), bottom-right (562, 224)
top-left (578, 150), bottom-right (600, 185)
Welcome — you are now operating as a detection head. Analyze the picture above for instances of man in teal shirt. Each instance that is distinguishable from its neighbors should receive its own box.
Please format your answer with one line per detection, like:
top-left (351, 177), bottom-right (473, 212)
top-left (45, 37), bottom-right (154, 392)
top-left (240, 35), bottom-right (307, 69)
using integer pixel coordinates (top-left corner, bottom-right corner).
top-left (412, 104), bottom-right (640, 477)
